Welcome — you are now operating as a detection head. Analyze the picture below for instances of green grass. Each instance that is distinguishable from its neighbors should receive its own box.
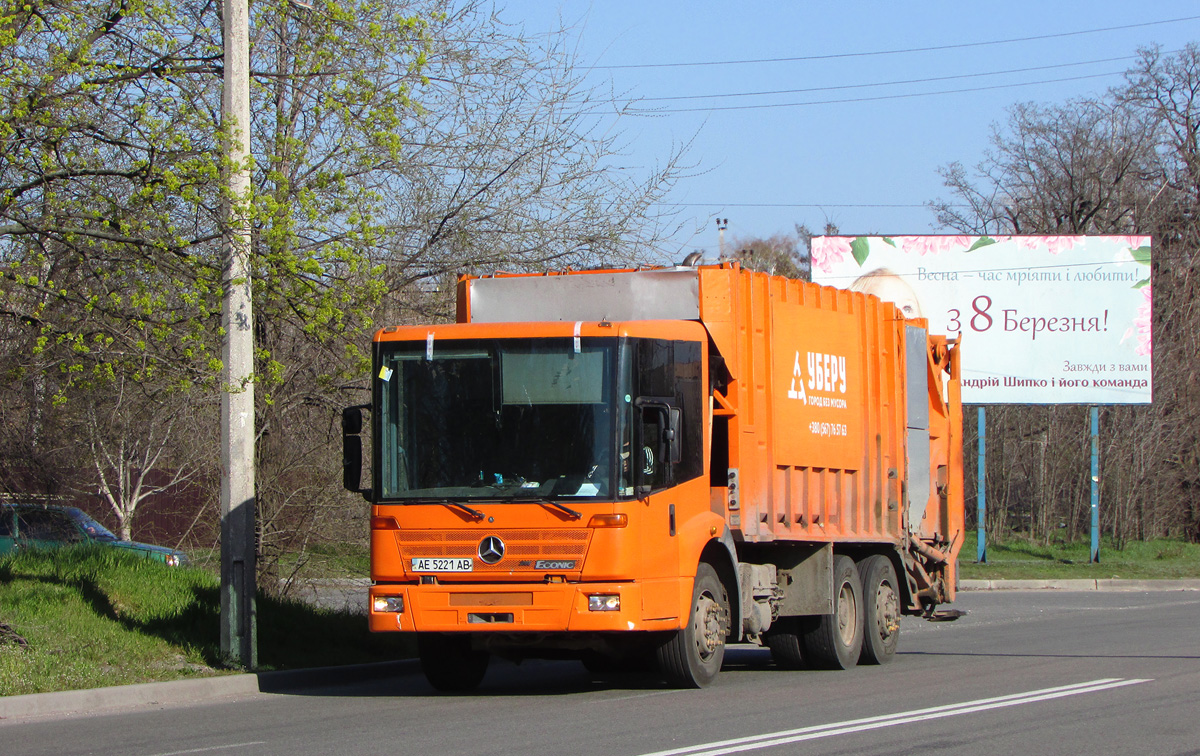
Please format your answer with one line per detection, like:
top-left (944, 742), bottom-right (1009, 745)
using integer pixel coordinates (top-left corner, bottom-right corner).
top-left (0, 546), bottom-right (412, 697)
top-left (959, 532), bottom-right (1200, 580)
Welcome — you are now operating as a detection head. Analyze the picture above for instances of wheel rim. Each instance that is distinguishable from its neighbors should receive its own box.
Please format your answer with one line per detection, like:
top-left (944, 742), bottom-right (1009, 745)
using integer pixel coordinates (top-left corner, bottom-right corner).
top-left (694, 592), bottom-right (723, 662)
top-left (875, 579), bottom-right (900, 642)
top-left (836, 581), bottom-right (858, 647)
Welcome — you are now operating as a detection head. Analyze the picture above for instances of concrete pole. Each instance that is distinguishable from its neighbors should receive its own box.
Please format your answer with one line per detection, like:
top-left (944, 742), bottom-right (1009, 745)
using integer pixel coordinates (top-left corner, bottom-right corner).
top-left (220, 0), bottom-right (256, 668)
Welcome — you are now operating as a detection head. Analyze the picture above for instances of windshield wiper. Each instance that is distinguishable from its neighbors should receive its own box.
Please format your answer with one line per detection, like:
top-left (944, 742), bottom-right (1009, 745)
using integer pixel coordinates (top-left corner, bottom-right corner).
top-left (543, 500), bottom-right (583, 520)
top-left (410, 498), bottom-right (485, 521)
top-left (492, 496), bottom-right (581, 520)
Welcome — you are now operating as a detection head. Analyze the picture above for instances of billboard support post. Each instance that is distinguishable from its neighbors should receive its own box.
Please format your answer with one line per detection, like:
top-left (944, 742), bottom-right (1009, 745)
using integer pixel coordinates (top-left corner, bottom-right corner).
top-left (977, 406), bottom-right (986, 563)
top-left (1090, 406), bottom-right (1100, 563)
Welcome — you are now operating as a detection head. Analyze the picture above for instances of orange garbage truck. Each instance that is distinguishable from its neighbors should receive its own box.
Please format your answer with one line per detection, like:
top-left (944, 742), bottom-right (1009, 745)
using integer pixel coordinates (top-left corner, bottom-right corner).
top-left (342, 262), bottom-right (964, 690)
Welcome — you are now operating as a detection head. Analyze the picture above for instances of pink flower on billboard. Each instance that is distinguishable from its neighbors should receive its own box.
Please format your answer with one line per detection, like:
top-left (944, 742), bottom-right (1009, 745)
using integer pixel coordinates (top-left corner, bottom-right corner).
top-left (1013, 236), bottom-right (1077, 254)
top-left (812, 236), bottom-right (852, 273)
top-left (1115, 235), bottom-right (1150, 250)
top-left (899, 236), bottom-right (974, 256)
top-left (1123, 285), bottom-right (1153, 357)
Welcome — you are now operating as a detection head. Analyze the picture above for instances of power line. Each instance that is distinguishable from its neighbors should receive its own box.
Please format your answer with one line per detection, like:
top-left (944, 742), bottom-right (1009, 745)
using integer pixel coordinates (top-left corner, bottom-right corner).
top-left (588, 15), bottom-right (1200, 70)
top-left (624, 71), bottom-right (1124, 114)
top-left (636, 54), bottom-right (1141, 102)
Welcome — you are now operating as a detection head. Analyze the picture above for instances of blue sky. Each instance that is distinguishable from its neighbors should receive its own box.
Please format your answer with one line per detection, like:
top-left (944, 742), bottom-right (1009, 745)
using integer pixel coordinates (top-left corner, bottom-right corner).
top-left (499, 2), bottom-right (1200, 262)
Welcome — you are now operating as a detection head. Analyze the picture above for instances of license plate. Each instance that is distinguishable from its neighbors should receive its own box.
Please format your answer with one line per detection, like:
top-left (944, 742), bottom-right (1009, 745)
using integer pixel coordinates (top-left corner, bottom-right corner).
top-left (412, 557), bottom-right (473, 572)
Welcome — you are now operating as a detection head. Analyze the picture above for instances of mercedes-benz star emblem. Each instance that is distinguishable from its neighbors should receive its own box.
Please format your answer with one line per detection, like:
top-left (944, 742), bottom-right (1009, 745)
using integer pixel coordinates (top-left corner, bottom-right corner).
top-left (478, 536), bottom-right (505, 564)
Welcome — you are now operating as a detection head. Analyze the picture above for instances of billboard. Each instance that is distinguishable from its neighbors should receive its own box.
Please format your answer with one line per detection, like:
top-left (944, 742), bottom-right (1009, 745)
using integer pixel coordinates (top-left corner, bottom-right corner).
top-left (810, 235), bottom-right (1152, 405)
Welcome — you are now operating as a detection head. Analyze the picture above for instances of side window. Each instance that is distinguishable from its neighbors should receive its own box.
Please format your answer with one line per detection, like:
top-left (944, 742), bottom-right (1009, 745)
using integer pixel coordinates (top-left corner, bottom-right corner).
top-left (0, 510), bottom-right (13, 537)
top-left (637, 409), bottom-right (669, 493)
top-left (635, 339), bottom-right (704, 494)
top-left (18, 510), bottom-right (82, 542)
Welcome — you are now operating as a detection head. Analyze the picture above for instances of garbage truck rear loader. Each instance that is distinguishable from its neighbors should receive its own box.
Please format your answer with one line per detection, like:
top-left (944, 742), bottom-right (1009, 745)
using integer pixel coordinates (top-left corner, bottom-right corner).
top-left (343, 263), bottom-right (964, 690)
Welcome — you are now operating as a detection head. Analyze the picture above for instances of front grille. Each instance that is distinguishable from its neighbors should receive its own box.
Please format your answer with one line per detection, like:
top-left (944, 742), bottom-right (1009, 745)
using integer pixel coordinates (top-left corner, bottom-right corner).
top-left (395, 529), bottom-right (590, 571)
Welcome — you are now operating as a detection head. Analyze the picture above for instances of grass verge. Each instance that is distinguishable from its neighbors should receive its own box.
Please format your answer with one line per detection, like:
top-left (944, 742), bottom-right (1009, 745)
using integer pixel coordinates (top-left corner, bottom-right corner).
top-left (0, 546), bottom-right (412, 697)
top-left (958, 532), bottom-right (1200, 580)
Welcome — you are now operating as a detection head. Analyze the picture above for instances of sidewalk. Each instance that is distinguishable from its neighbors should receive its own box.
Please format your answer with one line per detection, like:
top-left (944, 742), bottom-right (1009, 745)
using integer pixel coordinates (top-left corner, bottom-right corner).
top-left (0, 659), bottom-right (418, 722)
top-left (3, 579), bottom-right (1198, 723)
top-left (959, 578), bottom-right (1200, 591)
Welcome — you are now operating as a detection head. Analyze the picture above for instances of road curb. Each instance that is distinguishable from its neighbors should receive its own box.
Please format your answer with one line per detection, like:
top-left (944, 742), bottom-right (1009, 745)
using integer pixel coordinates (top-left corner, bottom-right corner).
top-left (0, 659), bottom-right (419, 723)
top-left (960, 578), bottom-right (1200, 591)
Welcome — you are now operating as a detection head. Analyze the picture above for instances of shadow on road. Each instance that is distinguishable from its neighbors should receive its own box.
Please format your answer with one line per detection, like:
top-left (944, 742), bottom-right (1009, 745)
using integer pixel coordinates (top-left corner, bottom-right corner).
top-left (265, 645), bottom-right (788, 698)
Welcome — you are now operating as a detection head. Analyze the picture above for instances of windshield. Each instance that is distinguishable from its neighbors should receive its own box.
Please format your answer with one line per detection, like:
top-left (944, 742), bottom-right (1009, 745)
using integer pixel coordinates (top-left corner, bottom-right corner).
top-left (74, 511), bottom-right (118, 541)
top-left (376, 338), bottom-right (629, 501)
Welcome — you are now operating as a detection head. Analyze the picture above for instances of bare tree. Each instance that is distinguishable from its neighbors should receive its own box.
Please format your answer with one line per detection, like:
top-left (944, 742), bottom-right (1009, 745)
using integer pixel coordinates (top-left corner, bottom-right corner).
top-left (933, 98), bottom-right (1159, 235)
top-left (75, 382), bottom-right (212, 541)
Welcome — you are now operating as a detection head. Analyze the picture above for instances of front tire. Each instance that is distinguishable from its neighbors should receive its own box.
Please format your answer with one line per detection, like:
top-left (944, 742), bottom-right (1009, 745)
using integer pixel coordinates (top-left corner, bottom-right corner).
top-left (858, 554), bottom-right (901, 665)
top-left (802, 555), bottom-right (863, 670)
top-left (656, 563), bottom-right (729, 688)
top-left (417, 633), bottom-right (490, 692)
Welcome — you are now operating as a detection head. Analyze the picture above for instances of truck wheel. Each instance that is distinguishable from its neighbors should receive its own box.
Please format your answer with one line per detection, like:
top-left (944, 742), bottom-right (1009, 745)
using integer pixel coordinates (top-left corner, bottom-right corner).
top-left (858, 554), bottom-right (901, 665)
top-left (417, 633), bottom-right (490, 692)
top-left (765, 617), bottom-right (812, 670)
top-left (656, 562), bottom-right (729, 688)
top-left (802, 555), bottom-right (863, 670)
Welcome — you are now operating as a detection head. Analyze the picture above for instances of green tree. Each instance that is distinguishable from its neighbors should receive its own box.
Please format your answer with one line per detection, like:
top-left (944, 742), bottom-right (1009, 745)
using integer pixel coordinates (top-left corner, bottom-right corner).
top-left (0, 0), bottom-right (690, 571)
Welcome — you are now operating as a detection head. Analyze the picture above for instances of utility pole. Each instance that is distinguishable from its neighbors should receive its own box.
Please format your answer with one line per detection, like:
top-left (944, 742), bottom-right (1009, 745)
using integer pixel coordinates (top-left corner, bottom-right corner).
top-left (220, 0), bottom-right (256, 668)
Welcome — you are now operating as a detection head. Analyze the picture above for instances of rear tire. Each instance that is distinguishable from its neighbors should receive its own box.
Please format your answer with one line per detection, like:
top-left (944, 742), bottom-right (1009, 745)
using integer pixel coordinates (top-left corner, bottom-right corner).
top-left (802, 555), bottom-right (863, 670)
top-left (765, 617), bottom-right (812, 670)
top-left (417, 633), bottom-right (490, 692)
top-left (858, 554), bottom-right (901, 665)
top-left (656, 563), bottom-right (729, 688)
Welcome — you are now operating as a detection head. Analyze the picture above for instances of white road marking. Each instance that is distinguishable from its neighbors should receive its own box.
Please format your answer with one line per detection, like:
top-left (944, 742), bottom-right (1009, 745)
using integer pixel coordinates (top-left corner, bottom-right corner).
top-left (637, 678), bottom-right (1151, 756)
top-left (148, 742), bottom-right (267, 756)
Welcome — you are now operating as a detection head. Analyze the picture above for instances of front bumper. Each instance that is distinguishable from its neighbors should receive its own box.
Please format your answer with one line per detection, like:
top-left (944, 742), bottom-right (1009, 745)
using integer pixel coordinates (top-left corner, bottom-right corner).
top-left (368, 580), bottom-right (684, 634)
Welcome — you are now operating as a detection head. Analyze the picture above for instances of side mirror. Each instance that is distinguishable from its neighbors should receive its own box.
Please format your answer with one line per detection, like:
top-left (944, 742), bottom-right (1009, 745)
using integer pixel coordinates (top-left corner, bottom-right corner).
top-left (342, 406), bottom-right (363, 435)
top-left (342, 405), bottom-right (371, 500)
top-left (343, 435), bottom-right (363, 492)
top-left (667, 407), bottom-right (682, 465)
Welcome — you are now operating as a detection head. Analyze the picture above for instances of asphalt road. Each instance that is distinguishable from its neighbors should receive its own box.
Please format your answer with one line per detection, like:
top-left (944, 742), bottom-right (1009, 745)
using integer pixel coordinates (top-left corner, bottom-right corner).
top-left (3, 590), bottom-right (1198, 756)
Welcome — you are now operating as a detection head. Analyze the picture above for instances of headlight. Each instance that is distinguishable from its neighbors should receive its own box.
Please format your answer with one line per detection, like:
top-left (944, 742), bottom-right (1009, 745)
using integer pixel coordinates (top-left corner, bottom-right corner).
top-left (373, 595), bottom-right (405, 613)
top-left (587, 594), bottom-right (620, 612)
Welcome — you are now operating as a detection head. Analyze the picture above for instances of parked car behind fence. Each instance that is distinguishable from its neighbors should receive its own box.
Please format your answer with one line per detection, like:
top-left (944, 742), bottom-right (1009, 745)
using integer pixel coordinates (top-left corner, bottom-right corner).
top-left (0, 502), bottom-right (189, 567)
